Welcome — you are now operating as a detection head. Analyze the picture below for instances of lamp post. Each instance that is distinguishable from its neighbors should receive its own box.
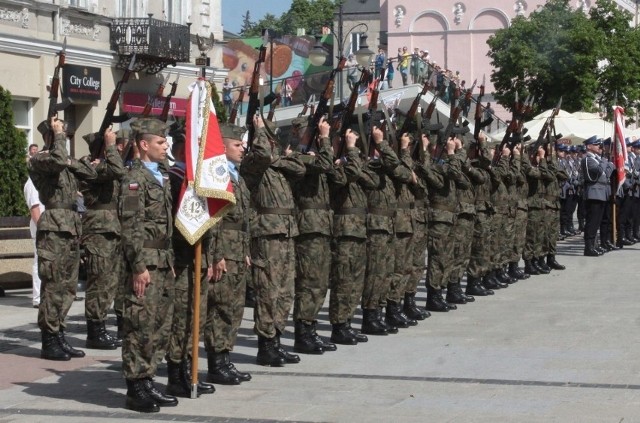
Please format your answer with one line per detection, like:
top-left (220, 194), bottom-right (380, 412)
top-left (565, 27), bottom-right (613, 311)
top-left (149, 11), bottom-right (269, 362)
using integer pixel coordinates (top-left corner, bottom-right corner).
top-left (308, 3), bottom-right (374, 101)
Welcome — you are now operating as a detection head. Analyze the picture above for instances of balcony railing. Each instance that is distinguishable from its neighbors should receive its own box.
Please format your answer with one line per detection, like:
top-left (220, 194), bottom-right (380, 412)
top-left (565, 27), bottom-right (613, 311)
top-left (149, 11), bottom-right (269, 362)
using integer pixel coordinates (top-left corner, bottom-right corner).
top-left (110, 15), bottom-right (190, 74)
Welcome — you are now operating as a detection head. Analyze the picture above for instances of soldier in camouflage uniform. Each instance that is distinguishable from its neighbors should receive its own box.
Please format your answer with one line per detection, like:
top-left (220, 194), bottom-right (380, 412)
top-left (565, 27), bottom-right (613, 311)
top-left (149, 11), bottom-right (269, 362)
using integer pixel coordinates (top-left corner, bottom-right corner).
top-left (240, 115), bottom-right (306, 366)
top-left (30, 117), bottom-right (97, 361)
top-left (205, 123), bottom-right (252, 384)
top-left (162, 127), bottom-right (216, 397)
top-left (80, 129), bottom-right (126, 350)
top-left (328, 129), bottom-right (375, 344)
top-left (119, 118), bottom-right (177, 413)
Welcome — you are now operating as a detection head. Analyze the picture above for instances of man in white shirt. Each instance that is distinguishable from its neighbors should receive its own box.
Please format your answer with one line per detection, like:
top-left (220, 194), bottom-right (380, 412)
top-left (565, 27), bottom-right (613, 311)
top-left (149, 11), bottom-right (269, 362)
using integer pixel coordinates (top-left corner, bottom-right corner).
top-left (23, 177), bottom-right (45, 307)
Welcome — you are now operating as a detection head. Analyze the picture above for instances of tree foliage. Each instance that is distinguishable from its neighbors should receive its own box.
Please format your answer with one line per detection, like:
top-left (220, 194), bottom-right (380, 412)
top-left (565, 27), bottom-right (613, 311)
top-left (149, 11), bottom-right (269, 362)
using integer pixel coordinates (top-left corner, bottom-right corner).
top-left (0, 86), bottom-right (28, 216)
top-left (241, 0), bottom-right (338, 37)
top-left (487, 0), bottom-right (640, 117)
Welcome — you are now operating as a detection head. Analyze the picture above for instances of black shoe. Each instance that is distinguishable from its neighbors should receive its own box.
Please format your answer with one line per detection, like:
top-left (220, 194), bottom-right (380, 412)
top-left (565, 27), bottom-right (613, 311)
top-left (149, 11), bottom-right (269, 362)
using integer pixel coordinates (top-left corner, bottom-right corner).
top-left (86, 320), bottom-right (118, 350)
top-left (361, 309), bottom-right (388, 335)
top-left (294, 321), bottom-right (324, 354)
top-left (142, 378), bottom-right (178, 407)
top-left (386, 300), bottom-right (416, 328)
top-left (546, 255), bottom-right (565, 270)
top-left (465, 276), bottom-right (493, 296)
top-left (330, 323), bottom-right (358, 345)
top-left (227, 361), bottom-right (252, 382)
top-left (257, 336), bottom-right (286, 367)
top-left (166, 360), bottom-right (197, 397)
top-left (125, 379), bottom-right (159, 413)
top-left (275, 334), bottom-right (301, 364)
top-left (426, 286), bottom-right (451, 312)
top-left (310, 321), bottom-right (337, 351)
top-left (41, 331), bottom-right (70, 361)
top-left (206, 352), bottom-right (241, 385)
top-left (346, 321), bottom-right (368, 343)
top-left (57, 330), bottom-right (85, 358)
top-left (403, 292), bottom-right (430, 320)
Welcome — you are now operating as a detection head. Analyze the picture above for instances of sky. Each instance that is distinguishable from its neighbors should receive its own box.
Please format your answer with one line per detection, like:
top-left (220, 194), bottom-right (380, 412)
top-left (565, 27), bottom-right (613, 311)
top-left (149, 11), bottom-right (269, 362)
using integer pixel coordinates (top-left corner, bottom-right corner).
top-left (221, 0), bottom-right (294, 35)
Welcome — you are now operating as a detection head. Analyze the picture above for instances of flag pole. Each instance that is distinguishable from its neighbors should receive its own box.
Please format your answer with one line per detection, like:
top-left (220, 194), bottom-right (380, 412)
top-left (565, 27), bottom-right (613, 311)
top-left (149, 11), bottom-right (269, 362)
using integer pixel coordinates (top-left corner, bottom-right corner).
top-left (191, 239), bottom-right (202, 399)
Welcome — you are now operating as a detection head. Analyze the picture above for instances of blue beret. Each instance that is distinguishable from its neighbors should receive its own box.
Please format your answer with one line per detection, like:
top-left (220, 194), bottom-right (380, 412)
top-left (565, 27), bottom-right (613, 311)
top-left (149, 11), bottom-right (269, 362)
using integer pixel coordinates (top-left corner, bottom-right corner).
top-left (583, 135), bottom-right (600, 145)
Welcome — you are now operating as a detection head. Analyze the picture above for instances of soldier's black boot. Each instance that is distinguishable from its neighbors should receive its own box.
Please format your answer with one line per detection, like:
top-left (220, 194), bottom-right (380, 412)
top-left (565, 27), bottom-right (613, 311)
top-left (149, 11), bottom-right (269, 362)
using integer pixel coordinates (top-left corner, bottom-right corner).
top-left (466, 276), bottom-right (493, 296)
top-left (57, 329), bottom-right (85, 358)
top-left (330, 322), bottom-right (358, 345)
top-left (361, 309), bottom-right (388, 335)
top-left (86, 320), bottom-right (117, 350)
top-left (125, 379), bottom-right (159, 413)
top-left (536, 257), bottom-right (551, 274)
top-left (294, 321), bottom-right (324, 354)
top-left (184, 356), bottom-right (216, 392)
top-left (275, 332), bottom-right (300, 364)
top-left (445, 282), bottom-right (469, 304)
top-left (142, 378), bottom-right (178, 407)
top-left (403, 292), bottom-right (430, 320)
top-left (41, 331), bottom-right (70, 361)
top-left (310, 321), bottom-right (337, 351)
top-left (524, 259), bottom-right (540, 275)
top-left (546, 254), bottom-right (566, 270)
top-left (166, 360), bottom-right (195, 397)
top-left (206, 352), bottom-right (241, 385)
top-left (386, 300), bottom-right (416, 327)
top-left (426, 286), bottom-right (451, 312)
top-left (256, 336), bottom-right (286, 367)
top-left (346, 320), bottom-right (369, 342)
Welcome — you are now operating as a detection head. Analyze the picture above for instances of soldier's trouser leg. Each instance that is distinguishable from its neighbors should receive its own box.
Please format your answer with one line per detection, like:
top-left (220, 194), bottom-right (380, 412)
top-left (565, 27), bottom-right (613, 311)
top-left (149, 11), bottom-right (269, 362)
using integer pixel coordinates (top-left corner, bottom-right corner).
top-left (205, 259), bottom-right (246, 352)
top-left (362, 231), bottom-right (393, 310)
top-left (450, 214), bottom-right (475, 281)
top-left (37, 231), bottom-right (80, 334)
top-left (511, 208), bottom-right (528, 262)
top-left (329, 236), bottom-right (366, 324)
top-left (387, 232), bottom-right (414, 303)
top-left (524, 208), bottom-right (543, 260)
top-left (84, 233), bottom-right (121, 322)
top-left (407, 222), bottom-right (428, 294)
top-left (467, 211), bottom-right (492, 278)
top-left (252, 235), bottom-right (295, 338)
top-left (293, 234), bottom-right (331, 323)
top-left (546, 208), bottom-right (560, 256)
top-left (426, 221), bottom-right (454, 290)
top-left (122, 267), bottom-right (173, 379)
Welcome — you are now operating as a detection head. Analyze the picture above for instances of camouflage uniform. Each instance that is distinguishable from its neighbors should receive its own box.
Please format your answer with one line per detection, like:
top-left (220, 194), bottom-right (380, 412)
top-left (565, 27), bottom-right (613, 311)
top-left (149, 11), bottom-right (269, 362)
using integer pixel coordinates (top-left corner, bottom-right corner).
top-left (30, 132), bottom-right (97, 336)
top-left (80, 141), bottom-right (126, 343)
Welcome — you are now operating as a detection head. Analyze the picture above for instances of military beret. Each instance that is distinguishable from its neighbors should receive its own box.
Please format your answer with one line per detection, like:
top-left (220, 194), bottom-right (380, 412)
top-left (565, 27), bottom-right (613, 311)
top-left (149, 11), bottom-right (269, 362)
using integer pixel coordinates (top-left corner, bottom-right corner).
top-left (130, 118), bottom-right (168, 138)
top-left (219, 123), bottom-right (245, 140)
top-left (291, 116), bottom-right (311, 128)
top-left (583, 135), bottom-right (601, 145)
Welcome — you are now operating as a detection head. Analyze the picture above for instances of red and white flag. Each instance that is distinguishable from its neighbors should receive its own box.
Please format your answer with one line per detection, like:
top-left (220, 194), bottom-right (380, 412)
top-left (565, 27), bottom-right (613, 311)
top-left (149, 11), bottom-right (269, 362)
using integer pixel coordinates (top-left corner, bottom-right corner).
top-left (175, 79), bottom-right (235, 245)
top-left (612, 105), bottom-right (628, 193)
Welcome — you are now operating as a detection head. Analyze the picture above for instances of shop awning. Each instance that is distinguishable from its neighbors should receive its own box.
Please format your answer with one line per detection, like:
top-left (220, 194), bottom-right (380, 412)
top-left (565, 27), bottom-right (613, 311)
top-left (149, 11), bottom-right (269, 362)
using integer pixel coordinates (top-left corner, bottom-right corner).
top-left (122, 92), bottom-right (187, 118)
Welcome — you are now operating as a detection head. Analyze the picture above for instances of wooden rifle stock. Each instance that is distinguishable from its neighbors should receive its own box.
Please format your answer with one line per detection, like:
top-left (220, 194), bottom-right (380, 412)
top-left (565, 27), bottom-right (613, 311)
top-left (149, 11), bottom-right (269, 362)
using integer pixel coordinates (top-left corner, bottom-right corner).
top-left (245, 46), bottom-right (267, 149)
top-left (229, 87), bottom-right (245, 124)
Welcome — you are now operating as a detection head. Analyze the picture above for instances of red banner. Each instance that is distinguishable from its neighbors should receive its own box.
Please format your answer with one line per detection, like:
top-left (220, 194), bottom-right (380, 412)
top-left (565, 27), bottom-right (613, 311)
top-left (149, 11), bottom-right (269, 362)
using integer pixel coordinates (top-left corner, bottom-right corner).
top-left (122, 92), bottom-right (187, 117)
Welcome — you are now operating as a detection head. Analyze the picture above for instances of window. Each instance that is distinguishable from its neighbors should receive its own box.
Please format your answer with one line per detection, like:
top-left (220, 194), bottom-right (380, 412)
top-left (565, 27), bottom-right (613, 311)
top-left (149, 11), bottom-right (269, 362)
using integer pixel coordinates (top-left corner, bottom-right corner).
top-left (12, 98), bottom-right (32, 146)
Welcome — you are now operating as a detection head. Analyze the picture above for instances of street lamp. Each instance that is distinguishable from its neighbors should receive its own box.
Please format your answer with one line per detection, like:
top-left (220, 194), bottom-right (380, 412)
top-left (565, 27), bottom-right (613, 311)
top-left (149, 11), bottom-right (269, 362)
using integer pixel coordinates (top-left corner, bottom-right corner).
top-left (308, 5), bottom-right (374, 100)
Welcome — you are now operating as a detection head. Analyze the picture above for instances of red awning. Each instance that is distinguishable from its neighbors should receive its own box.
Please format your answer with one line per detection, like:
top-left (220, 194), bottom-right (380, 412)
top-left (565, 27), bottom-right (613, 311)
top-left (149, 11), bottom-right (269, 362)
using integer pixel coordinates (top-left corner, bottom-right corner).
top-left (122, 92), bottom-right (187, 118)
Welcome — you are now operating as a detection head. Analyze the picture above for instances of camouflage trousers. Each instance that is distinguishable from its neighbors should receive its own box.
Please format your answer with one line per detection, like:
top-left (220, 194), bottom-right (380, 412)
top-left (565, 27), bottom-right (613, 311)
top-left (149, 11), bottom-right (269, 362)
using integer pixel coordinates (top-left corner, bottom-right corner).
top-left (544, 207), bottom-right (560, 256)
top-left (36, 230), bottom-right (80, 334)
top-left (467, 210), bottom-right (493, 278)
top-left (122, 266), bottom-right (175, 380)
top-left (450, 213), bottom-right (475, 282)
top-left (329, 236), bottom-right (366, 324)
top-left (499, 209), bottom-right (517, 266)
top-left (512, 208), bottom-right (528, 262)
top-left (407, 221), bottom-right (428, 294)
top-left (83, 233), bottom-right (121, 322)
top-left (251, 235), bottom-right (295, 338)
top-left (362, 231), bottom-right (393, 310)
top-left (387, 232), bottom-right (414, 303)
top-left (293, 234), bottom-right (331, 323)
top-left (164, 264), bottom-right (209, 364)
top-left (426, 221), bottom-right (454, 289)
top-left (205, 259), bottom-right (247, 353)
top-left (524, 208), bottom-right (545, 260)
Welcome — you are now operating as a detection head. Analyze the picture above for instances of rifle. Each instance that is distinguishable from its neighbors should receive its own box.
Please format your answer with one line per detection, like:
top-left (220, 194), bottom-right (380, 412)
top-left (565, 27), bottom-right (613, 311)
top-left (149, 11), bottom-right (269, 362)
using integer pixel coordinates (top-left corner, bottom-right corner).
top-left (142, 73), bottom-right (170, 117)
top-left (300, 57), bottom-right (347, 152)
top-left (266, 94), bottom-right (281, 122)
top-left (160, 74), bottom-right (179, 122)
top-left (228, 86), bottom-right (245, 124)
top-left (245, 45), bottom-right (267, 149)
top-left (335, 67), bottom-right (371, 159)
top-left (43, 37), bottom-right (71, 143)
top-left (90, 53), bottom-right (137, 160)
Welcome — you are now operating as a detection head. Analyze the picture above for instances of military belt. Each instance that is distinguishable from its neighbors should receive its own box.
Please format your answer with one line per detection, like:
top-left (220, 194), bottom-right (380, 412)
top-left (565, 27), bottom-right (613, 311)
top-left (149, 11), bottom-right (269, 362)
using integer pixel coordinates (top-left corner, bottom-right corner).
top-left (298, 204), bottom-right (330, 211)
top-left (430, 203), bottom-right (457, 212)
top-left (368, 207), bottom-right (395, 218)
top-left (334, 207), bottom-right (367, 215)
top-left (219, 221), bottom-right (247, 232)
top-left (396, 202), bottom-right (415, 209)
top-left (256, 207), bottom-right (295, 215)
top-left (87, 203), bottom-right (117, 210)
top-left (143, 239), bottom-right (170, 249)
top-left (45, 201), bottom-right (76, 211)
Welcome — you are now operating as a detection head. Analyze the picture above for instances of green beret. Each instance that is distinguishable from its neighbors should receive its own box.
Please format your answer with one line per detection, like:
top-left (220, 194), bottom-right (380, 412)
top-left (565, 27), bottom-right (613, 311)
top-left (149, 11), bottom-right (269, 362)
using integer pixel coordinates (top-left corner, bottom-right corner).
top-left (130, 118), bottom-right (168, 138)
top-left (219, 123), bottom-right (245, 140)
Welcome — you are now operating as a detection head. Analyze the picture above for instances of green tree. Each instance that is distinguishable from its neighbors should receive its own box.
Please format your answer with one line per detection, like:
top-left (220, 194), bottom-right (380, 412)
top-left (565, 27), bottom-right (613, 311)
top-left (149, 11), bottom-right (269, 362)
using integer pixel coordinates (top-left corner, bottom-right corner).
top-left (0, 86), bottom-right (28, 216)
top-left (487, 0), bottom-right (640, 115)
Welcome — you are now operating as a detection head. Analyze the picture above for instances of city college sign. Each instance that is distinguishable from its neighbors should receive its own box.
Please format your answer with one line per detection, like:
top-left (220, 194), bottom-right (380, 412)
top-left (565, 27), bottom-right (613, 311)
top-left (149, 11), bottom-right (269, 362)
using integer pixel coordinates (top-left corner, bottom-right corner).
top-left (63, 64), bottom-right (101, 101)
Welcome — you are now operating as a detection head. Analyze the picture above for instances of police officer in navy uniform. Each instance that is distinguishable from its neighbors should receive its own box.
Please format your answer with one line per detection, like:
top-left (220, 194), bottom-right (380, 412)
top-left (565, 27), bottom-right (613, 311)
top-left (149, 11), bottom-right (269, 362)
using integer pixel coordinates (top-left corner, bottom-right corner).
top-left (581, 136), bottom-right (607, 256)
